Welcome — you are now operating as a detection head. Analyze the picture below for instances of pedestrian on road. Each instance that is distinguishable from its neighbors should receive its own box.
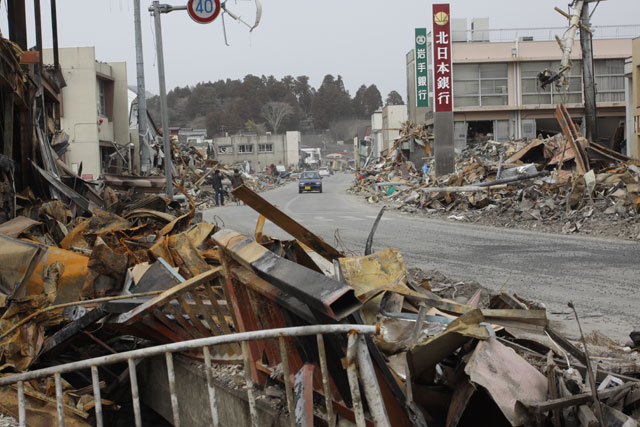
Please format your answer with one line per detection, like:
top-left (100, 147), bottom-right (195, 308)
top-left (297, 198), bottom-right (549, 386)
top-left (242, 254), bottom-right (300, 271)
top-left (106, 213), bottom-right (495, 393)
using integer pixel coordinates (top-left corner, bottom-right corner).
top-left (211, 169), bottom-right (224, 206)
top-left (230, 168), bottom-right (244, 205)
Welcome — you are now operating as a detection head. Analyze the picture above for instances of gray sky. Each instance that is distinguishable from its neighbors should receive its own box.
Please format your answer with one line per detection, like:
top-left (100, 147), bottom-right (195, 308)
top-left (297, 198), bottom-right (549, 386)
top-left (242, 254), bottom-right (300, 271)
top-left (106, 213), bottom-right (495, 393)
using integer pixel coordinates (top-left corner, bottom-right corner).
top-left (1, 0), bottom-right (638, 100)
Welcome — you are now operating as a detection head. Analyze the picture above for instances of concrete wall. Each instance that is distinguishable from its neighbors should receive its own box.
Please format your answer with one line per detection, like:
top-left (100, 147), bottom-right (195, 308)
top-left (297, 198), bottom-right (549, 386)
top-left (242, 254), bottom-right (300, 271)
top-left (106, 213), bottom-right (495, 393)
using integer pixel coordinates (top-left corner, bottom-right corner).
top-left (285, 131), bottom-right (300, 166)
top-left (632, 37), bottom-right (640, 158)
top-left (214, 132), bottom-right (301, 170)
top-left (110, 61), bottom-right (130, 147)
top-left (371, 111), bottom-right (383, 157)
top-left (382, 105), bottom-right (408, 153)
top-left (44, 47), bottom-right (101, 178)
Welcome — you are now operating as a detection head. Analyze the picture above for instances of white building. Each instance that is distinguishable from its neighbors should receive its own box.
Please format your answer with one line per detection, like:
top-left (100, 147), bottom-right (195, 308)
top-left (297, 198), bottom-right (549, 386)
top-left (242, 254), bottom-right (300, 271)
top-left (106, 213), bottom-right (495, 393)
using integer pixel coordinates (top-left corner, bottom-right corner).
top-left (43, 47), bottom-right (130, 179)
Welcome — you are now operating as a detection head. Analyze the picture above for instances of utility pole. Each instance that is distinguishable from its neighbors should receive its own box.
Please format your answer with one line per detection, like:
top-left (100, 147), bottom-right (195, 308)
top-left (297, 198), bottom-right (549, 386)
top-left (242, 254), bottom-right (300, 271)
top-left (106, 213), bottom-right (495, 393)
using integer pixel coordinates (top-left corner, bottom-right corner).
top-left (149, 1), bottom-right (173, 200)
top-left (134, 0), bottom-right (151, 174)
top-left (581, 2), bottom-right (598, 141)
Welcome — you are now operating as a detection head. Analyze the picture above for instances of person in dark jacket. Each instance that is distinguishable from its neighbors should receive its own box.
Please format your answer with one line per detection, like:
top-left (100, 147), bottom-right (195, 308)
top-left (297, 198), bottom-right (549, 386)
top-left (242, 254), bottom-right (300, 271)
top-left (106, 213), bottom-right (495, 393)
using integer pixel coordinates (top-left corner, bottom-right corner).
top-left (230, 169), bottom-right (244, 205)
top-left (211, 169), bottom-right (224, 206)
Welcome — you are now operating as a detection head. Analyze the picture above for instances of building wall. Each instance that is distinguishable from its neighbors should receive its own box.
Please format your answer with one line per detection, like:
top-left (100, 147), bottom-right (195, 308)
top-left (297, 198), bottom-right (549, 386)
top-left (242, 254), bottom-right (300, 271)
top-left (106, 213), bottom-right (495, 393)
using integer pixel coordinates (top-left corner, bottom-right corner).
top-left (632, 37), bottom-right (640, 158)
top-left (213, 133), bottom-right (301, 170)
top-left (381, 105), bottom-right (408, 153)
top-left (43, 47), bottom-right (129, 178)
top-left (371, 112), bottom-right (383, 157)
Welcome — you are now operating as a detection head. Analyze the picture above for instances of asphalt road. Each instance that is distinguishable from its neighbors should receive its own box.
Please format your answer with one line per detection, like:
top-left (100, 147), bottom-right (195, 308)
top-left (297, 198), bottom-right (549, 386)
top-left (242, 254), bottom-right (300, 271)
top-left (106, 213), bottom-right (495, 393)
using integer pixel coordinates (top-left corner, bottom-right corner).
top-left (203, 173), bottom-right (640, 342)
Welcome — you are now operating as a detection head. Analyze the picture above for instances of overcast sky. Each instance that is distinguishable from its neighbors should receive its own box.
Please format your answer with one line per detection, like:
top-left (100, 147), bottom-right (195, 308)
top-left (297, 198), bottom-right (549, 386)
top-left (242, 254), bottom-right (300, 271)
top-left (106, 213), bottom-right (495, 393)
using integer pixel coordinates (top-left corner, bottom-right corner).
top-left (1, 0), bottom-right (638, 100)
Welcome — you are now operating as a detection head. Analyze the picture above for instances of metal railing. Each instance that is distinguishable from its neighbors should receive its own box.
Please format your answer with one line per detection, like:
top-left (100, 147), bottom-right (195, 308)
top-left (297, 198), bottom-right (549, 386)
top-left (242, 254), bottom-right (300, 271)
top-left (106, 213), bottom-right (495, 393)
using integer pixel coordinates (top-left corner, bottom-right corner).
top-left (0, 324), bottom-right (379, 427)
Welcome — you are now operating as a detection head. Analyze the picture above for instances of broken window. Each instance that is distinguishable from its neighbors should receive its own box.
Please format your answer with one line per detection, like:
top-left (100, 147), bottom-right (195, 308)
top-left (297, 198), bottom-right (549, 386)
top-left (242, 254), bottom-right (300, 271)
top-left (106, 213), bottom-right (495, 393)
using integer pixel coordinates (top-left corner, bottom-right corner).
top-left (521, 61), bottom-right (582, 105)
top-left (97, 79), bottom-right (106, 117)
top-left (258, 143), bottom-right (273, 153)
top-left (218, 145), bottom-right (233, 154)
top-left (238, 144), bottom-right (254, 153)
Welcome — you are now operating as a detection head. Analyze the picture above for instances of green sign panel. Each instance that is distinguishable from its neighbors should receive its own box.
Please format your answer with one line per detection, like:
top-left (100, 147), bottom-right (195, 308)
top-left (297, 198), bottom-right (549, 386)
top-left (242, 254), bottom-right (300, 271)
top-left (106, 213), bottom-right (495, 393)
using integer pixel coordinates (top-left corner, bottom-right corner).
top-left (414, 28), bottom-right (429, 107)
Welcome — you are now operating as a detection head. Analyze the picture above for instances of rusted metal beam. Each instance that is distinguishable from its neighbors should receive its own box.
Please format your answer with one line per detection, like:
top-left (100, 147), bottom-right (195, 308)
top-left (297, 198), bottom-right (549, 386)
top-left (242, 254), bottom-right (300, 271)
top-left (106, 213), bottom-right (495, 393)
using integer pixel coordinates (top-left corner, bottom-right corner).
top-left (214, 229), bottom-right (361, 320)
top-left (232, 185), bottom-right (342, 261)
top-left (7, 0), bottom-right (28, 50)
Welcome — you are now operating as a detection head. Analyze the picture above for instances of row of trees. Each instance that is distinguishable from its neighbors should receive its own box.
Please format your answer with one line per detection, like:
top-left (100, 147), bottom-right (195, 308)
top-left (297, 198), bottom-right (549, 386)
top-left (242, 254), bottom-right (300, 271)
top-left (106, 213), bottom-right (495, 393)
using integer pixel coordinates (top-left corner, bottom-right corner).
top-left (147, 74), bottom-right (404, 137)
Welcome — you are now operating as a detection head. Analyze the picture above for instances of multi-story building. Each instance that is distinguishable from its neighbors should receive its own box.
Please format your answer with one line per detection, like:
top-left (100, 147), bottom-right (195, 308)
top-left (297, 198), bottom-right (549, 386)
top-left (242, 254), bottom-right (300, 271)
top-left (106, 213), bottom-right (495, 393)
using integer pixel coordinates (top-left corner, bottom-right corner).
top-left (170, 128), bottom-right (207, 145)
top-left (213, 132), bottom-right (300, 171)
top-left (43, 47), bottom-right (130, 179)
top-left (406, 22), bottom-right (639, 150)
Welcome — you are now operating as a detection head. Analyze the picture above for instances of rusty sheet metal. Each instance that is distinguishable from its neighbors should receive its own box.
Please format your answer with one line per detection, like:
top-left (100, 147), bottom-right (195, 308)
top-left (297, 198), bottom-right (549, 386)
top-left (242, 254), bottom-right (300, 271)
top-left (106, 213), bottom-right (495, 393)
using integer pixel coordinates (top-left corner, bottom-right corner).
top-left (102, 173), bottom-right (166, 193)
top-left (232, 185), bottom-right (343, 261)
top-left (408, 309), bottom-right (493, 381)
top-left (338, 249), bottom-right (427, 325)
top-left (0, 234), bottom-right (88, 304)
top-left (80, 238), bottom-right (128, 299)
top-left (184, 223), bottom-right (216, 250)
top-left (465, 337), bottom-right (547, 426)
top-left (123, 209), bottom-right (176, 224)
top-left (0, 216), bottom-right (42, 238)
top-left (168, 233), bottom-right (210, 279)
top-left (213, 229), bottom-right (361, 320)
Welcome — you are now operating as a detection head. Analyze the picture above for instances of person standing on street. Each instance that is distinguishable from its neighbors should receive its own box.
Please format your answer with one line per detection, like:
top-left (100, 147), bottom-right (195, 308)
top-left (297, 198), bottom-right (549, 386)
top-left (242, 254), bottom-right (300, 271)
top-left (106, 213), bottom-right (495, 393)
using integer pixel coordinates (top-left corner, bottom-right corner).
top-left (211, 169), bottom-right (224, 206)
top-left (230, 168), bottom-right (244, 205)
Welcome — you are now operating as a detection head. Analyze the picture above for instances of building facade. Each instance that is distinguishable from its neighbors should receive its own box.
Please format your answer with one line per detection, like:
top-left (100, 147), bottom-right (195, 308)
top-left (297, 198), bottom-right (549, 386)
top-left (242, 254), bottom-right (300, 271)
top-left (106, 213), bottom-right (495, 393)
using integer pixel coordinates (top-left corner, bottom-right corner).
top-left (406, 23), bottom-right (638, 149)
top-left (381, 105), bottom-right (408, 153)
top-left (213, 132), bottom-right (300, 171)
top-left (43, 47), bottom-right (129, 179)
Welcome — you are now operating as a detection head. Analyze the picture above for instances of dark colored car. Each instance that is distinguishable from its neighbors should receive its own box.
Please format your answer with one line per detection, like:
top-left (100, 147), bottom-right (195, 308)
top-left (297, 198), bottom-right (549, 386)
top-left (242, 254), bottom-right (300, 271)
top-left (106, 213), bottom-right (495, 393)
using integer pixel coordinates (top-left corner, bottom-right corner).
top-left (298, 171), bottom-right (322, 193)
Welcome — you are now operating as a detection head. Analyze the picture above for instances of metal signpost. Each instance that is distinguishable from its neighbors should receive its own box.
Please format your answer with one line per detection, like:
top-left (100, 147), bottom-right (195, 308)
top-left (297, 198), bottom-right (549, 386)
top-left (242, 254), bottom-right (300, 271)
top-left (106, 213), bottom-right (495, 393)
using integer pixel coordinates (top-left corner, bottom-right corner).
top-left (432, 3), bottom-right (455, 175)
top-left (414, 28), bottom-right (429, 108)
top-left (148, 0), bottom-right (222, 200)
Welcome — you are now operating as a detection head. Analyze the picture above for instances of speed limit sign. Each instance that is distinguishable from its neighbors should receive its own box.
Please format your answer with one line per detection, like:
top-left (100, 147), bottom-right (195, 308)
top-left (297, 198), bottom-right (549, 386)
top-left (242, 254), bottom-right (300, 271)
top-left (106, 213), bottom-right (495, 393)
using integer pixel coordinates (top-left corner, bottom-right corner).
top-left (187, 0), bottom-right (221, 24)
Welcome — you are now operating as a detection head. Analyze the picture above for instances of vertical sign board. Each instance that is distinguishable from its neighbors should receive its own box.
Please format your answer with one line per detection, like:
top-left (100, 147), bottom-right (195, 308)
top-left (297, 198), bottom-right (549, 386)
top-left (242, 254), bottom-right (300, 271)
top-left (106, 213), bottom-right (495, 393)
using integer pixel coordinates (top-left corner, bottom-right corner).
top-left (415, 28), bottom-right (429, 108)
top-left (432, 4), bottom-right (455, 175)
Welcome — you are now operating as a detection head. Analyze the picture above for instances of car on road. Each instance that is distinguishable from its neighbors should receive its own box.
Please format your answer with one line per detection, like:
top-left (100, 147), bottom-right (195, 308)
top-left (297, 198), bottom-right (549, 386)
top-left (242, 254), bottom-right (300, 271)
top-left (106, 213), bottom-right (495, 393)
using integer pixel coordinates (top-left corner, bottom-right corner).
top-left (298, 170), bottom-right (322, 193)
top-left (318, 167), bottom-right (331, 177)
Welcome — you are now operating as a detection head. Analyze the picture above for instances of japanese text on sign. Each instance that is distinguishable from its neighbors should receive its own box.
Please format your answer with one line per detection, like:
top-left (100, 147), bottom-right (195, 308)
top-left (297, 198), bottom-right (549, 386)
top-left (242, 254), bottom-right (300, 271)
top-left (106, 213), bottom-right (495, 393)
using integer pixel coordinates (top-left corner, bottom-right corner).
top-left (432, 4), bottom-right (453, 112)
top-left (414, 28), bottom-right (429, 108)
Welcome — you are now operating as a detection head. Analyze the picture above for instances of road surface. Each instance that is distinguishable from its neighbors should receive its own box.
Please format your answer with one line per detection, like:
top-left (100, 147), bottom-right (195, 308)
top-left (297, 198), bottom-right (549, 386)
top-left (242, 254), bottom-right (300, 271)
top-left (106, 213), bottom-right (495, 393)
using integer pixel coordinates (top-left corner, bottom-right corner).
top-left (202, 173), bottom-right (640, 342)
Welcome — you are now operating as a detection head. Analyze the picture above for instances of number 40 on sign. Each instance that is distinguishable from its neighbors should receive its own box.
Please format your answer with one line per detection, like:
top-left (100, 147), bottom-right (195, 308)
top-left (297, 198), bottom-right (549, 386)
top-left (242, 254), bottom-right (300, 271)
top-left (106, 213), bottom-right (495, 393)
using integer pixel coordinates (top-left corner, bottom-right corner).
top-left (187, 0), bottom-right (221, 24)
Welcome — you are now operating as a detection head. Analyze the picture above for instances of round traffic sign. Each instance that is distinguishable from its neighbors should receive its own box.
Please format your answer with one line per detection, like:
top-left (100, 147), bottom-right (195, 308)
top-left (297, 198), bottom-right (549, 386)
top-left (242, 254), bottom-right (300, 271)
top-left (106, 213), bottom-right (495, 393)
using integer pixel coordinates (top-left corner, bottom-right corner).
top-left (187, 0), bottom-right (221, 24)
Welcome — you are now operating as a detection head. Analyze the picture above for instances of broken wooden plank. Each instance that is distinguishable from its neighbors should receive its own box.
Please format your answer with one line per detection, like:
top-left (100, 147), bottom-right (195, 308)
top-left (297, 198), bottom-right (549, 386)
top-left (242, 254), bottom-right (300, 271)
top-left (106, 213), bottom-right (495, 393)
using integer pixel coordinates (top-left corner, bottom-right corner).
top-left (520, 382), bottom-right (634, 414)
top-left (576, 405), bottom-right (598, 427)
top-left (231, 185), bottom-right (342, 261)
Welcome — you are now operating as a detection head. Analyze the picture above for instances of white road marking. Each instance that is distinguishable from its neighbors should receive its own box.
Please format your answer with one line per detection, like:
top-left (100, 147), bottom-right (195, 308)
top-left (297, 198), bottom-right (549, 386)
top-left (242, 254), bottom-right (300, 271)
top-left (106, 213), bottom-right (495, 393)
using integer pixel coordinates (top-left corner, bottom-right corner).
top-left (339, 215), bottom-right (366, 221)
top-left (313, 216), bottom-right (335, 222)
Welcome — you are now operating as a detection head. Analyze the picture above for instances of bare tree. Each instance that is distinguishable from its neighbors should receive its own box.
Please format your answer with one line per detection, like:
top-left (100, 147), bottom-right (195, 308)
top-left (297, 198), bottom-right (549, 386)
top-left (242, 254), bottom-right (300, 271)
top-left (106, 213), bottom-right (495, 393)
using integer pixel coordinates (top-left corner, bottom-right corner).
top-left (261, 102), bottom-right (294, 134)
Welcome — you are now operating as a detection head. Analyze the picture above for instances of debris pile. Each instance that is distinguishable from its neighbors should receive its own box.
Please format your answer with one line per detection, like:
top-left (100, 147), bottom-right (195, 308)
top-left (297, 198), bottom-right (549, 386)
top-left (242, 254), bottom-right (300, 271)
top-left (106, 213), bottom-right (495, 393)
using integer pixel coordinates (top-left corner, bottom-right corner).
top-left (352, 105), bottom-right (640, 240)
top-left (0, 182), bottom-right (638, 426)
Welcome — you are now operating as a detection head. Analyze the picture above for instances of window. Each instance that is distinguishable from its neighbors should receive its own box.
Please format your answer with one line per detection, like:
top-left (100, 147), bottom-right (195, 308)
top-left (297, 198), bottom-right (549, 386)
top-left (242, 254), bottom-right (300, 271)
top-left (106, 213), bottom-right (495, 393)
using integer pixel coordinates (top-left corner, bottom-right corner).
top-left (238, 144), bottom-right (254, 153)
top-left (453, 63), bottom-right (508, 108)
top-left (218, 145), bottom-right (233, 154)
top-left (595, 59), bottom-right (624, 102)
top-left (98, 79), bottom-right (106, 116)
top-left (521, 61), bottom-right (582, 105)
top-left (258, 143), bottom-right (273, 153)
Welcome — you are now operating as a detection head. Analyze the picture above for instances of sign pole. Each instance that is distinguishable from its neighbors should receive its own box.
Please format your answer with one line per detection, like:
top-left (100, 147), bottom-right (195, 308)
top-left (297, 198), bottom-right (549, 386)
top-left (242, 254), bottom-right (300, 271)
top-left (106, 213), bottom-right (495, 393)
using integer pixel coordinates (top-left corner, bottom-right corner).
top-left (432, 4), bottom-right (455, 176)
top-left (150, 1), bottom-right (174, 200)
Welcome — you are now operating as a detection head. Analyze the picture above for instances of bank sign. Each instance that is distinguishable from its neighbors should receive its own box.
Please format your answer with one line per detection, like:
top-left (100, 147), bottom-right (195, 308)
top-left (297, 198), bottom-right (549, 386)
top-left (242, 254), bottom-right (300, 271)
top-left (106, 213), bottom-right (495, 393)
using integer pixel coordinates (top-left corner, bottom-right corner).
top-left (432, 4), bottom-right (453, 112)
top-left (414, 28), bottom-right (428, 108)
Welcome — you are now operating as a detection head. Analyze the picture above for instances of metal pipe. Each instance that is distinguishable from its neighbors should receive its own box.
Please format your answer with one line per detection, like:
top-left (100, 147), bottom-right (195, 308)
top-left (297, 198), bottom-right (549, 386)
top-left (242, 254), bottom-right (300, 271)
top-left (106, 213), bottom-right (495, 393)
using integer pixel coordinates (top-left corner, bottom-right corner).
top-left (17, 380), bottom-right (25, 427)
top-left (165, 352), bottom-right (180, 427)
top-left (54, 372), bottom-right (65, 427)
top-left (203, 346), bottom-right (220, 427)
top-left (346, 332), bottom-right (366, 427)
top-left (0, 289), bottom-right (165, 341)
top-left (128, 358), bottom-right (142, 427)
top-left (0, 325), bottom-right (377, 386)
top-left (316, 334), bottom-right (335, 427)
top-left (150, 1), bottom-right (174, 200)
top-left (278, 336), bottom-right (295, 427)
top-left (355, 336), bottom-right (391, 426)
top-left (7, 0), bottom-right (28, 50)
top-left (241, 341), bottom-right (258, 427)
top-left (34, 0), bottom-right (43, 67)
top-left (134, 0), bottom-right (151, 173)
top-left (50, 0), bottom-right (59, 70)
top-left (91, 366), bottom-right (104, 427)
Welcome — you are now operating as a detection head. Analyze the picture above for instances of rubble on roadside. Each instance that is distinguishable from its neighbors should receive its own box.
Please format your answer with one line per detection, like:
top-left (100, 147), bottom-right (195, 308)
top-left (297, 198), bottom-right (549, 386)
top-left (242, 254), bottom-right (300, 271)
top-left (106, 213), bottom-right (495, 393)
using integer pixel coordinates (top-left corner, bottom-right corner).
top-left (351, 105), bottom-right (640, 240)
top-left (0, 179), bottom-right (638, 426)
